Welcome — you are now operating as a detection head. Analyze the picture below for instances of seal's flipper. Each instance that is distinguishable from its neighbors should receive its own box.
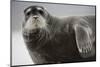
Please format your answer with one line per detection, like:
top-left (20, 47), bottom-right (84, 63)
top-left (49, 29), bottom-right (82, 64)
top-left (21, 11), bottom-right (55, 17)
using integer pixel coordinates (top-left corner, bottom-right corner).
top-left (74, 23), bottom-right (95, 58)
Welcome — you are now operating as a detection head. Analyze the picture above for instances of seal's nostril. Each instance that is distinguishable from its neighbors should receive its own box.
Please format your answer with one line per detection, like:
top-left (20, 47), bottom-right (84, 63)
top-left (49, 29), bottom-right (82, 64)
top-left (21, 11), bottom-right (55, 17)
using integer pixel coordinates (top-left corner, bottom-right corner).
top-left (33, 16), bottom-right (38, 19)
top-left (34, 17), bottom-right (38, 19)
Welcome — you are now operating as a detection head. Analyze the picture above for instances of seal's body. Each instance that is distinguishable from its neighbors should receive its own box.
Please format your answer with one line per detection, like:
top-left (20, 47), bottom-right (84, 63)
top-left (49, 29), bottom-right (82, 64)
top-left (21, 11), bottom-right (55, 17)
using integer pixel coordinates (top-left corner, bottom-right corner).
top-left (22, 6), bottom-right (96, 64)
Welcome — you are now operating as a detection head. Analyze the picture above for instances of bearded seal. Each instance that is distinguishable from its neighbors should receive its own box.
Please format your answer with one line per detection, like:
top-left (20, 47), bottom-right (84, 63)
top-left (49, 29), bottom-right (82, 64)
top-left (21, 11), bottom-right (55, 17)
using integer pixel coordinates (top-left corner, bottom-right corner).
top-left (22, 6), bottom-right (96, 64)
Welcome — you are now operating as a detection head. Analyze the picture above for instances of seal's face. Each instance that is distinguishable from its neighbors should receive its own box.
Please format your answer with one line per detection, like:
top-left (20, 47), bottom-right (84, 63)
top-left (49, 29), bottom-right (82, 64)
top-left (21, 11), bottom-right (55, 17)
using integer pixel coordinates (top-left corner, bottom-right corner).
top-left (22, 6), bottom-right (49, 42)
top-left (23, 6), bottom-right (48, 31)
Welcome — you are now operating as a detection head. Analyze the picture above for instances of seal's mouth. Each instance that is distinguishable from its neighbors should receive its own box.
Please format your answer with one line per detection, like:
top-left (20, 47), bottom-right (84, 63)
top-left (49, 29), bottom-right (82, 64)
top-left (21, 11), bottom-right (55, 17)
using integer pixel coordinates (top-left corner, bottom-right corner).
top-left (23, 29), bottom-right (40, 42)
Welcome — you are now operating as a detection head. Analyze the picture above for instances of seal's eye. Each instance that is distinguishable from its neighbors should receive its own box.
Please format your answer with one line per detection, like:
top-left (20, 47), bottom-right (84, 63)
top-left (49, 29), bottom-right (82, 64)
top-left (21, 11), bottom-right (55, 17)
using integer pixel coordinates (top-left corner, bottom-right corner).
top-left (37, 7), bottom-right (44, 15)
top-left (26, 12), bottom-right (31, 16)
top-left (38, 10), bottom-right (44, 15)
top-left (25, 8), bottom-right (32, 16)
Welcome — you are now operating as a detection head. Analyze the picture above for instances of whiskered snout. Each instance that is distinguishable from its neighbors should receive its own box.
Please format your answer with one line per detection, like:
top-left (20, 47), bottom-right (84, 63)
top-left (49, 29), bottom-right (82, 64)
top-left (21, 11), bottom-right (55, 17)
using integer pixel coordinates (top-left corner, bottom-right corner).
top-left (33, 15), bottom-right (39, 20)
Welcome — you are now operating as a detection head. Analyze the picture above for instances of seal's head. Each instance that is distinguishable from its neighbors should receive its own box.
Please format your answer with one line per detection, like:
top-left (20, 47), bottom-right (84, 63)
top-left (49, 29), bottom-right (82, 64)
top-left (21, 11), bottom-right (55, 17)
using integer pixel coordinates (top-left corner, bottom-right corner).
top-left (23, 6), bottom-right (49, 30)
top-left (22, 6), bottom-right (50, 43)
